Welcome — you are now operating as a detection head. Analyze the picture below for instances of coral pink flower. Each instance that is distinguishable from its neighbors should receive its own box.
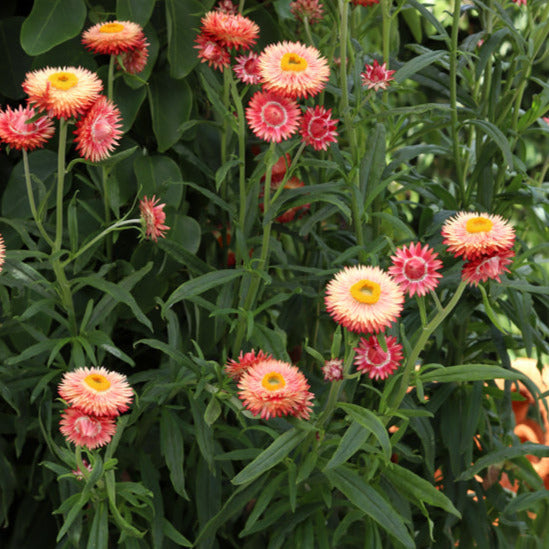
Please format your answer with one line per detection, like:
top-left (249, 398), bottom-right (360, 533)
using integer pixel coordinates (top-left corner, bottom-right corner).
top-left (60, 407), bottom-right (117, 450)
top-left (225, 349), bottom-right (273, 380)
top-left (300, 105), bottom-right (338, 151)
top-left (352, 0), bottom-right (380, 5)
top-left (117, 36), bottom-right (149, 74)
top-left (0, 105), bottom-right (54, 151)
top-left (82, 20), bottom-right (145, 55)
top-left (58, 366), bottom-right (133, 416)
top-left (290, 0), bottom-right (324, 24)
top-left (238, 359), bottom-right (314, 420)
top-left (0, 234), bottom-right (5, 273)
top-left (462, 249), bottom-right (514, 286)
top-left (73, 96), bottom-right (123, 162)
top-left (441, 212), bottom-right (515, 260)
top-left (200, 11), bottom-right (259, 51)
top-left (140, 195), bottom-right (169, 241)
top-left (258, 41), bottom-right (330, 99)
top-left (233, 52), bottom-right (261, 85)
top-left (354, 335), bottom-right (403, 380)
top-left (23, 66), bottom-right (103, 119)
top-left (195, 34), bottom-right (231, 71)
top-left (322, 359), bottom-right (344, 381)
top-left (246, 90), bottom-right (301, 143)
top-left (361, 59), bottom-right (395, 91)
top-left (325, 265), bottom-right (404, 334)
top-left (388, 242), bottom-right (443, 297)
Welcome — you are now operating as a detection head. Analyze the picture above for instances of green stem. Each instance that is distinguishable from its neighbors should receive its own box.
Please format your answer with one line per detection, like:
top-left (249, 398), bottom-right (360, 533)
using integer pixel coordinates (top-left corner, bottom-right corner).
top-left (102, 169), bottom-right (112, 261)
top-left (303, 17), bottom-right (315, 46)
top-left (75, 446), bottom-right (90, 482)
top-left (108, 54), bottom-right (115, 101)
top-left (221, 67), bottom-right (231, 169)
top-left (381, 0), bottom-right (391, 66)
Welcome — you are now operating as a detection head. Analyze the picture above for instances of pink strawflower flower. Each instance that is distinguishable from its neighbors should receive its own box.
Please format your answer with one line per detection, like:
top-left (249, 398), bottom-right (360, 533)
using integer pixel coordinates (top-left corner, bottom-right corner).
top-left (388, 242), bottom-right (443, 297)
top-left (82, 20), bottom-right (145, 55)
top-left (322, 359), bottom-right (344, 381)
top-left (73, 96), bottom-right (123, 162)
top-left (0, 105), bottom-right (54, 151)
top-left (246, 90), bottom-right (301, 143)
top-left (200, 10), bottom-right (259, 51)
top-left (117, 36), bottom-right (149, 74)
top-left (512, 0), bottom-right (526, 6)
top-left (462, 249), bottom-right (514, 286)
top-left (195, 34), bottom-right (231, 71)
top-left (216, 0), bottom-right (238, 14)
top-left (60, 408), bottom-right (117, 450)
top-left (233, 52), bottom-right (261, 85)
top-left (361, 59), bottom-right (395, 91)
top-left (300, 105), bottom-right (338, 151)
top-left (140, 195), bottom-right (170, 241)
top-left (58, 366), bottom-right (133, 417)
top-left (225, 349), bottom-right (273, 381)
top-left (290, 0), bottom-right (324, 24)
top-left (238, 359), bottom-right (314, 420)
top-left (0, 234), bottom-right (5, 273)
top-left (354, 335), bottom-right (403, 380)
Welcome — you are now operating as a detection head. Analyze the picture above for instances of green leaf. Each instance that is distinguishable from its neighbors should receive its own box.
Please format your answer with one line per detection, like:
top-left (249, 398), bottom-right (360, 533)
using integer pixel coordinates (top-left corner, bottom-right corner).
top-left (114, 79), bottom-right (147, 132)
top-left (241, 473), bottom-right (285, 534)
top-left (20, 0), bottom-right (86, 55)
top-left (359, 124), bottom-right (386, 215)
top-left (394, 50), bottom-right (447, 83)
top-left (162, 519), bottom-right (193, 547)
top-left (116, 0), bottom-right (156, 26)
top-left (232, 429), bottom-right (307, 485)
top-left (464, 119), bottom-right (514, 168)
top-left (324, 420), bottom-right (369, 471)
top-left (160, 409), bottom-right (188, 499)
top-left (189, 397), bottom-right (215, 470)
top-left (324, 467), bottom-right (414, 548)
top-left (503, 491), bottom-right (549, 516)
top-left (86, 502), bottom-right (108, 549)
top-left (0, 18), bottom-right (32, 99)
top-left (204, 395), bottom-right (222, 426)
top-left (420, 364), bottom-right (525, 383)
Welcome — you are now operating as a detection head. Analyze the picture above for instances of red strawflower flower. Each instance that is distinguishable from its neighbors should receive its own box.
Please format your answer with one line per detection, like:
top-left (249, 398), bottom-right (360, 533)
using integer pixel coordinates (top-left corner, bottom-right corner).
top-left (0, 105), bottom-right (54, 151)
top-left (233, 52), bottom-right (261, 85)
top-left (60, 407), bottom-right (117, 450)
top-left (300, 105), bottom-right (338, 151)
top-left (290, 0), bottom-right (324, 24)
top-left (139, 195), bottom-right (169, 242)
top-left (200, 11), bottom-right (259, 51)
top-left (73, 96), bottom-right (123, 162)
top-left (352, 0), bottom-right (380, 5)
top-left (388, 242), bottom-right (443, 297)
top-left (195, 33), bottom-right (231, 71)
top-left (117, 36), bottom-right (149, 74)
top-left (82, 20), bottom-right (145, 55)
top-left (462, 249), bottom-right (514, 286)
top-left (354, 335), bottom-right (403, 380)
top-left (246, 90), bottom-right (301, 143)
top-left (361, 59), bottom-right (395, 91)
top-left (225, 349), bottom-right (273, 381)
top-left (322, 359), bottom-right (344, 381)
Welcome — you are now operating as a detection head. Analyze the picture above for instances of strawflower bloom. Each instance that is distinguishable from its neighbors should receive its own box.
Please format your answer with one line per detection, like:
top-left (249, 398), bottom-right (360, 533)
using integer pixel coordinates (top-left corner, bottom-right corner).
top-left (140, 195), bottom-right (169, 241)
top-left (117, 36), bottom-right (150, 74)
top-left (325, 265), bottom-right (404, 334)
top-left (300, 105), bottom-right (338, 151)
top-left (258, 41), bottom-right (330, 99)
top-left (512, 0), bottom-right (526, 5)
top-left (354, 335), bottom-right (403, 380)
top-left (233, 52), bottom-right (261, 85)
top-left (58, 366), bottom-right (133, 416)
top-left (290, 0), bottom-right (324, 24)
top-left (322, 359), bottom-right (344, 381)
top-left (0, 105), bottom-right (54, 151)
top-left (352, 0), bottom-right (380, 5)
top-left (388, 242), bottom-right (443, 297)
top-left (441, 212), bottom-right (515, 260)
top-left (195, 34), bottom-right (231, 71)
top-left (216, 0), bottom-right (238, 14)
top-left (238, 359), bottom-right (314, 420)
top-left (225, 349), bottom-right (273, 380)
top-left (82, 20), bottom-right (145, 55)
top-left (462, 249), bottom-right (514, 286)
top-left (200, 11), bottom-right (259, 51)
top-left (361, 59), bottom-right (396, 91)
top-left (23, 66), bottom-right (102, 119)
top-left (73, 96), bottom-right (123, 162)
top-left (60, 407), bottom-right (117, 450)
top-left (0, 234), bottom-right (5, 273)
top-left (246, 90), bottom-right (301, 143)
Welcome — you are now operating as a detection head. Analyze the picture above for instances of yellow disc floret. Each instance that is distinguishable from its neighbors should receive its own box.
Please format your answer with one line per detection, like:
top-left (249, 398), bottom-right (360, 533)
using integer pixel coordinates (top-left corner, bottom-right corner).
top-left (350, 279), bottom-right (381, 304)
top-left (261, 371), bottom-right (287, 391)
top-left (84, 373), bottom-right (111, 392)
top-left (281, 52), bottom-right (308, 72)
top-left (48, 72), bottom-right (78, 91)
top-left (100, 22), bottom-right (125, 33)
top-left (465, 216), bottom-right (494, 234)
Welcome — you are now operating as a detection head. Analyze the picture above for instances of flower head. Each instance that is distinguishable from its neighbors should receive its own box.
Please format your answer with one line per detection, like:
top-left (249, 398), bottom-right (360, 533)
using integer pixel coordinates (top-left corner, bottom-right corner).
top-left (258, 41), bottom-right (330, 99)
top-left (290, 0), bottom-right (324, 24)
top-left (238, 359), bottom-right (314, 420)
top-left (0, 105), bottom-right (54, 151)
top-left (225, 349), bottom-right (273, 380)
top-left (388, 242), bottom-right (443, 297)
top-left (0, 234), bottom-right (5, 273)
top-left (58, 366), bottom-right (133, 416)
top-left (352, 0), bottom-right (380, 6)
top-left (200, 11), bottom-right (259, 51)
top-left (512, 0), bottom-right (526, 5)
top-left (322, 359), bottom-right (344, 381)
top-left (195, 33), bottom-right (231, 71)
top-left (462, 249), bottom-right (514, 286)
top-left (216, 0), bottom-right (238, 14)
top-left (60, 407), bottom-right (117, 449)
top-left (246, 90), bottom-right (301, 143)
top-left (140, 195), bottom-right (169, 241)
top-left (82, 20), bottom-right (145, 55)
top-left (23, 66), bottom-right (103, 119)
top-left (325, 265), bottom-right (404, 334)
top-left (441, 212), bottom-right (515, 260)
top-left (354, 335), bottom-right (403, 380)
top-left (73, 96), bottom-right (123, 162)
top-left (117, 36), bottom-right (149, 74)
top-left (233, 52), bottom-right (261, 85)
top-left (300, 105), bottom-right (338, 151)
top-left (361, 59), bottom-right (395, 91)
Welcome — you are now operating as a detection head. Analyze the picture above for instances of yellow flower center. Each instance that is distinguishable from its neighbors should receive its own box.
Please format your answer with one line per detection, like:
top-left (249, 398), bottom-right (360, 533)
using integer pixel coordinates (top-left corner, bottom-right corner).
top-left (261, 372), bottom-right (286, 391)
top-left (84, 373), bottom-right (111, 392)
top-left (100, 22), bottom-right (125, 34)
top-left (465, 216), bottom-right (493, 233)
top-left (280, 53), bottom-right (308, 72)
top-left (350, 279), bottom-right (381, 304)
top-left (48, 72), bottom-right (78, 91)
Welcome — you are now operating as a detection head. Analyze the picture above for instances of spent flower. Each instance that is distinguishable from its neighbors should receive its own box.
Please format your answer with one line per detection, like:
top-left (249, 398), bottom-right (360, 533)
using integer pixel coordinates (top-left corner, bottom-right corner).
top-left (0, 105), bottom-right (54, 151)
top-left (140, 195), bottom-right (170, 242)
top-left (60, 408), bottom-right (117, 450)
